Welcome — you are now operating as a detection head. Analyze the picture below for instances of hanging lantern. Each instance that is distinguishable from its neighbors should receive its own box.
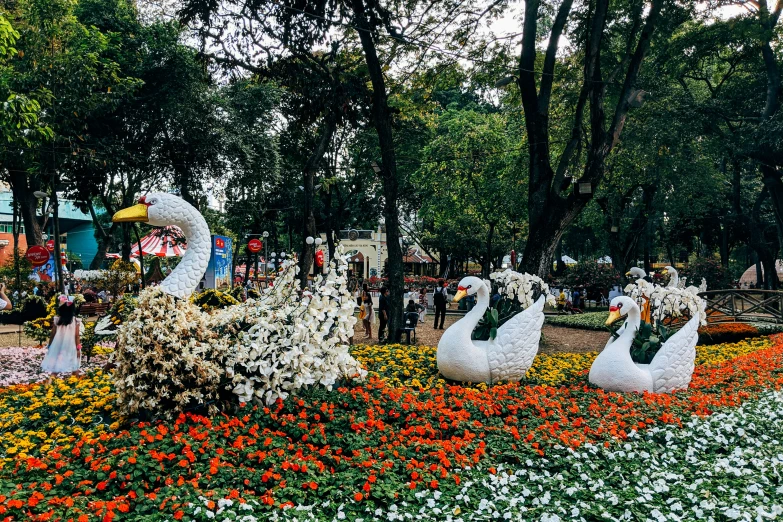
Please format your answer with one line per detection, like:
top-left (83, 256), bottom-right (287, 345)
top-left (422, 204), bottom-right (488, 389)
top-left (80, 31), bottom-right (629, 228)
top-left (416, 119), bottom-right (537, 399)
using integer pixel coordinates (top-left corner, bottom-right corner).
top-left (315, 250), bottom-right (325, 267)
top-left (575, 178), bottom-right (593, 197)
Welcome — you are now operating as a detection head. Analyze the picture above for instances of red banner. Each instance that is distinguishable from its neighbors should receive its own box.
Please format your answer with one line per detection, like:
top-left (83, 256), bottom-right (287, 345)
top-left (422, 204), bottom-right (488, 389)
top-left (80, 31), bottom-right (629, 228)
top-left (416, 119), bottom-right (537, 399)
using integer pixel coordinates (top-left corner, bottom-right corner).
top-left (248, 239), bottom-right (262, 253)
top-left (26, 246), bottom-right (50, 267)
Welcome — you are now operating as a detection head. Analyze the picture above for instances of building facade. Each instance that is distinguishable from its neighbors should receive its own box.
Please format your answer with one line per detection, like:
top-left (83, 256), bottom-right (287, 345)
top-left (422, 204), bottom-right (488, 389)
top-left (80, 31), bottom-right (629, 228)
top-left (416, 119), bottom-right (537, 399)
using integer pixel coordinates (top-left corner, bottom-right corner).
top-left (0, 188), bottom-right (99, 268)
top-left (320, 227), bottom-right (437, 278)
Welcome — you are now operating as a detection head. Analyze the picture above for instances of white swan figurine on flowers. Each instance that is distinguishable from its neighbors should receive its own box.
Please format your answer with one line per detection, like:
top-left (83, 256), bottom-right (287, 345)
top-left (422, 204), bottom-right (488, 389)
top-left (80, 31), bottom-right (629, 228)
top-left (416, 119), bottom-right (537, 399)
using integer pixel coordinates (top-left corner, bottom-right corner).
top-left (663, 265), bottom-right (680, 288)
top-left (106, 192), bottom-right (364, 416)
top-left (626, 266), bottom-right (647, 280)
top-left (437, 276), bottom-right (546, 384)
top-left (588, 296), bottom-right (700, 393)
top-left (112, 193), bottom-right (211, 299)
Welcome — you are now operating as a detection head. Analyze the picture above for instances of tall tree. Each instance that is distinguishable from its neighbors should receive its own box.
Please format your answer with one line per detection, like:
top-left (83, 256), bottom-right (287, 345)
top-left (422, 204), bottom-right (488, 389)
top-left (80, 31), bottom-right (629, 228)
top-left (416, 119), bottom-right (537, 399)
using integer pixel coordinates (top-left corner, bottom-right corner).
top-left (503, 0), bottom-right (679, 276)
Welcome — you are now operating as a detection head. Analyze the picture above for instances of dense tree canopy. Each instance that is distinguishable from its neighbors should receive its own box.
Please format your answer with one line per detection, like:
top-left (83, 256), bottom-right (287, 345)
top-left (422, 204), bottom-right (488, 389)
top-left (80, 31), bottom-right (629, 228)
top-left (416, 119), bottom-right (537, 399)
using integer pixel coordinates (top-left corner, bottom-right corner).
top-left (0, 0), bottom-right (781, 293)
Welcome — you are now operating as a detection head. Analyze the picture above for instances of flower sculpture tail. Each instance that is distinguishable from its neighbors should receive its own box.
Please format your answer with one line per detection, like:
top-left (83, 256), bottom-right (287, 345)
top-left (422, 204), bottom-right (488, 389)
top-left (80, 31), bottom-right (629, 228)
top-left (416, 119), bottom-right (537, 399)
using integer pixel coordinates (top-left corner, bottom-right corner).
top-left (223, 247), bottom-right (365, 405)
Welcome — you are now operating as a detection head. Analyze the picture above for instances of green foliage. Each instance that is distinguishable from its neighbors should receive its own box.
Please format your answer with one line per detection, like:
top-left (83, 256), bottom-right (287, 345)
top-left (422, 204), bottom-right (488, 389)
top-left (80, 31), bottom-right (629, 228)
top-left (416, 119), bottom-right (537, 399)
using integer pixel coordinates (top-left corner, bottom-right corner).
top-left (80, 320), bottom-right (98, 361)
top-left (412, 108), bottom-right (525, 272)
top-left (473, 306), bottom-right (500, 341)
top-left (0, 255), bottom-right (35, 295)
top-left (559, 261), bottom-right (622, 293)
top-left (608, 321), bottom-right (673, 365)
top-left (98, 260), bottom-right (138, 299)
top-left (0, 294), bottom-right (47, 325)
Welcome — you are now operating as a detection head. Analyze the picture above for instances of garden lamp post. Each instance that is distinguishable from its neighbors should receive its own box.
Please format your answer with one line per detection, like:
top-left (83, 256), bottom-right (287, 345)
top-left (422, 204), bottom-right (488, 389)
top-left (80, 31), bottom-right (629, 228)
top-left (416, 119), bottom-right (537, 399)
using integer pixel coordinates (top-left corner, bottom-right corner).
top-left (35, 189), bottom-right (64, 293)
top-left (262, 231), bottom-right (269, 279)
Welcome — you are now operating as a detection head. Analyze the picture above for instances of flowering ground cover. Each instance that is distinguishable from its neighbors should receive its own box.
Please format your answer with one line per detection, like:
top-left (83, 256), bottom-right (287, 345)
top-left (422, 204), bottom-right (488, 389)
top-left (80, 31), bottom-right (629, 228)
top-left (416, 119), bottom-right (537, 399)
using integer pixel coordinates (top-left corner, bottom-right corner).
top-left (0, 336), bottom-right (782, 520)
top-left (0, 346), bottom-right (112, 387)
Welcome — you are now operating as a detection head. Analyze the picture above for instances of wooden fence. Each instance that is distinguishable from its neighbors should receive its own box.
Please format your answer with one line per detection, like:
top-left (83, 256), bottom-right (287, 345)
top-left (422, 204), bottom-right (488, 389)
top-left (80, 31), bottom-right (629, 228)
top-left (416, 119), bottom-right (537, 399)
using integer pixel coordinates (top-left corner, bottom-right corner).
top-left (698, 289), bottom-right (783, 324)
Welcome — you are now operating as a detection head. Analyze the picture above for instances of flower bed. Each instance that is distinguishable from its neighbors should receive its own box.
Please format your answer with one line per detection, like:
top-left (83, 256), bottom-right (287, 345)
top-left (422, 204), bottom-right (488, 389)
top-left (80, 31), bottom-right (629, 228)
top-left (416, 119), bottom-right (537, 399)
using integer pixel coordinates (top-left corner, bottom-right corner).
top-left (697, 322), bottom-right (762, 345)
top-left (0, 347), bottom-right (111, 387)
top-left (0, 334), bottom-right (781, 520)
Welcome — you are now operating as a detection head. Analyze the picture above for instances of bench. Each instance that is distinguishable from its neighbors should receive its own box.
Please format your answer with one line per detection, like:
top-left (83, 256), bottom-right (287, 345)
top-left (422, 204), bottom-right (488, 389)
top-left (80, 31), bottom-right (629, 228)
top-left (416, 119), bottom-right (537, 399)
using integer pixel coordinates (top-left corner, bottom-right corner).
top-left (395, 312), bottom-right (419, 344)
top-left (81, 302), bottom-right (109, 317)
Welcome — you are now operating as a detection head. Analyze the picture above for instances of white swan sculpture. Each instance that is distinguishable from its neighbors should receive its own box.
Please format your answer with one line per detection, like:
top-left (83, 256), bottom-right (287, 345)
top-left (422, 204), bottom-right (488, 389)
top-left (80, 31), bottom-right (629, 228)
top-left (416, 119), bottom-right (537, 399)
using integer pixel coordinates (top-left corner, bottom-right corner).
top-left (437, 276), bottom-right (545, 384)
top-left (588, 296), bottom-right (699, 393)
top-left (108, 193), bottom-right (364, 414)
top-left (626, 267), bottom-right (647, 279)
top-left (663, 265), bottom-right (679, 288)
top-left (113, 193), bottom-right (211, 299)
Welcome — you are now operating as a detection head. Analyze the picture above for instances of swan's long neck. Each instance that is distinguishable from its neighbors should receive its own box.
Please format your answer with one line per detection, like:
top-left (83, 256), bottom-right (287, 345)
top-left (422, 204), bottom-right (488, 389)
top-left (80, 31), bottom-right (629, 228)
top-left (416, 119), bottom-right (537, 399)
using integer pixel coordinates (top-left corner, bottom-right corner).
top-left (457, 284), bottom-right (490, 338)
top-left (669, 270), bottom-right (679, 287)
top-left (160, 216), bottom-right (212, 299)
top-left (608, 306), bottom-right (641, 355)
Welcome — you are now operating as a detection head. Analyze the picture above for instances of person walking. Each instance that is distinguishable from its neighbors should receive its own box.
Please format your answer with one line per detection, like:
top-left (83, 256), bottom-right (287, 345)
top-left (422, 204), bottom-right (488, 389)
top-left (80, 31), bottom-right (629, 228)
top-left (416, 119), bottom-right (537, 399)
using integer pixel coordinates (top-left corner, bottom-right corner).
top-left (0, 283), bottom-right (12, 310)
top-left (41, 295), bottom-right (82, 379)
top-left (378, 287), bottom-right (389, 342)
top-left (360, 289), bottom-right (374, 339)
top-left (417, 287), bottom-right (428, 323)
top-left (433, 280), bottom-right (448, 330)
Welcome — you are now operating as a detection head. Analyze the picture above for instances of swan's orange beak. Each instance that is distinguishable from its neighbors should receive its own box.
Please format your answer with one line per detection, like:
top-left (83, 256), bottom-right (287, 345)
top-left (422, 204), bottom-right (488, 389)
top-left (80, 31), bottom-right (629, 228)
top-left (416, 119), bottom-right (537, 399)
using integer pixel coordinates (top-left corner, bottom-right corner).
top-left (113, 204), bottom-right (149, 223)
top-left (606, 306), bottom-right (622, 326)
top-left (453, 287), bottom-right (467, 302)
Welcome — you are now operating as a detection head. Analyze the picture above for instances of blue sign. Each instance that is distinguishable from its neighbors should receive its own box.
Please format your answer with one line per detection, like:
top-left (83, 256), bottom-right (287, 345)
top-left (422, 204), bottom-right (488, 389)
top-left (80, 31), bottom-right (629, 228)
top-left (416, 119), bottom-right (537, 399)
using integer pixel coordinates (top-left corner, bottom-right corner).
top-left (204, 235), bottom-right (232, 289)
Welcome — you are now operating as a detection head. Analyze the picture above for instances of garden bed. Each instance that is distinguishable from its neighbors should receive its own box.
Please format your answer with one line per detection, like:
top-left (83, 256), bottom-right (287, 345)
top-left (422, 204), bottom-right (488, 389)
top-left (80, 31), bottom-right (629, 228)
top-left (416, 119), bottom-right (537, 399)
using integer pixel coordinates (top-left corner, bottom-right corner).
top-left (0, 335), bottom-right (782, 520)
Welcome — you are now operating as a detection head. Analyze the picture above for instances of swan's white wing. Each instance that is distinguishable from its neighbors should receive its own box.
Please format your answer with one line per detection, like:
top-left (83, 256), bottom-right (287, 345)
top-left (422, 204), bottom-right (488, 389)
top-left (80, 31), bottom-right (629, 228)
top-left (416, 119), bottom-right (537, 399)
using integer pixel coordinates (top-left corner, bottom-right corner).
top-left (487, 295), bottom-right (545, 383)
top-left (647, 314), bottom-right (699, 393)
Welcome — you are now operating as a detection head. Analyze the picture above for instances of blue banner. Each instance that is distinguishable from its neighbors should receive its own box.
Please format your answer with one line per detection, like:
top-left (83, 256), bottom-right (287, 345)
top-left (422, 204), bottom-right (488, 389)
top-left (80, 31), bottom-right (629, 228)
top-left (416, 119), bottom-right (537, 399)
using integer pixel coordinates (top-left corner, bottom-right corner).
top-left (204, 235), bottom-right (232, 289)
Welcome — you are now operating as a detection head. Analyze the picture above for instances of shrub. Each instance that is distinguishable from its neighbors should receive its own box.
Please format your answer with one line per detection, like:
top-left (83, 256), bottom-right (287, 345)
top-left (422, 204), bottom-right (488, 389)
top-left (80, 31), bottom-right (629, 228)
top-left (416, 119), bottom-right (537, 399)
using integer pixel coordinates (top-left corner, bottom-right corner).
top-left (0, 295), bottom-right (47, 325)
top-left (681, 257), bottom-right (730, 290)
top-left (698, 323), bottom-right (761, 345)
top-left (114, 287), bottom-right (236, 418)
top-left (94, 294), bottom-right (138, 337)
top-left (559, 261), bottom-right (622, 293)
top-left (191, 288), bottom-right (239, 312)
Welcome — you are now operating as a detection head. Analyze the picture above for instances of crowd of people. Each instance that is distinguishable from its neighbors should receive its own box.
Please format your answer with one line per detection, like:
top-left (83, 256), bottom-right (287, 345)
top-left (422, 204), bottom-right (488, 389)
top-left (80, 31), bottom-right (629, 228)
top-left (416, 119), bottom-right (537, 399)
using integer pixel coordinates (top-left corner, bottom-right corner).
top-left (356, 279), bottom-right (454, 343)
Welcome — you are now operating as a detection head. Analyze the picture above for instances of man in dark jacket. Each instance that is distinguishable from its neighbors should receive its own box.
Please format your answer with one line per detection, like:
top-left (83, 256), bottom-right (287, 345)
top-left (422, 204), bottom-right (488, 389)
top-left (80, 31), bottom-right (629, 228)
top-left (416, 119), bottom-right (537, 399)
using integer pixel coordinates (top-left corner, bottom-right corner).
top-left (378, 287), bottom-right (389, 342)
top-left (433, 280), bottom-right (448, 330)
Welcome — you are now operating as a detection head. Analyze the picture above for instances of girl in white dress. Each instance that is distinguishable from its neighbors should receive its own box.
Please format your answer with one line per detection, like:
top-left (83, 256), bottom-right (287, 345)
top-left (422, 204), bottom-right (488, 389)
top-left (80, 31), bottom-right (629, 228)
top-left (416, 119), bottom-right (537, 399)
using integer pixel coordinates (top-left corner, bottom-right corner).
top-left (41, 295), bottom-right (82, 377)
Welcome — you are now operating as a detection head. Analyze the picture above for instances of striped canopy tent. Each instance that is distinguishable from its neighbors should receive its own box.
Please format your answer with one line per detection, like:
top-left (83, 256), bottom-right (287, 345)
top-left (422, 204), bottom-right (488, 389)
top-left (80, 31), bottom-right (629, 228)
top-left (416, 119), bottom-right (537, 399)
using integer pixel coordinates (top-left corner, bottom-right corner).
top-left (130, 226), bottom-right (187, 257)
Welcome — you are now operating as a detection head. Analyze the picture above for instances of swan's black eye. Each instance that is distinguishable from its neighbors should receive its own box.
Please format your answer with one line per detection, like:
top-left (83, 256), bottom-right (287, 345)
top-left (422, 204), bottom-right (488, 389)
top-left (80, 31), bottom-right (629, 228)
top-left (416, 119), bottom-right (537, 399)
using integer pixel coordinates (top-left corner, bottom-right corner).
top-left (467, 285), bottom-right (472, 289)
top-left (617, 303), bottom-right (623, 309)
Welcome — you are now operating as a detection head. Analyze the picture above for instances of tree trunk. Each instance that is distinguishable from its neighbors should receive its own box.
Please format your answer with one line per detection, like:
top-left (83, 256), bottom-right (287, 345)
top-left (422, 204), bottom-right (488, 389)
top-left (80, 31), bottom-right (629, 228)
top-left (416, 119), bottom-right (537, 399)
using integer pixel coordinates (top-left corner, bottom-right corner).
top-left (749, 188), bottom-right (779, 289)
top-left (351, 0), bottom-right (405, 340)
top-left (87, 200), bottom-right (115, 270)
top-left (299, 117), bottom-right (336, 287)
top-left (483, 222), bottom-right (495, 279)
top-left (121, 224), bottom-right (131, 262)
top-left (52, 184), bottom-right (64, 294)
top-left (720, 221), bottom-right (730, 267)
top-left (9, 171), bottom-right (44, 246)
top-left (753, 251), bottom-right (763, 287)
top-left (12, 195), bottom-right (21, 291)
top-left (323, 188), bottom-right (335, 266)
top-left (643, 221), bottom-right (651, 274)
top-left (555, 240), bottom-right (564, 275)
top-left (133, 225), bottom-right (146, 289)
top-left (516, 0), bottom-right (664, 278)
